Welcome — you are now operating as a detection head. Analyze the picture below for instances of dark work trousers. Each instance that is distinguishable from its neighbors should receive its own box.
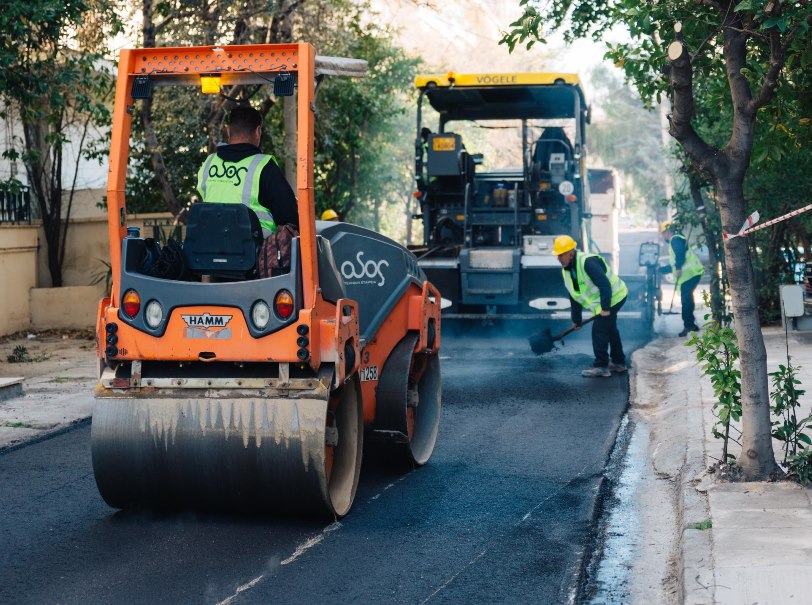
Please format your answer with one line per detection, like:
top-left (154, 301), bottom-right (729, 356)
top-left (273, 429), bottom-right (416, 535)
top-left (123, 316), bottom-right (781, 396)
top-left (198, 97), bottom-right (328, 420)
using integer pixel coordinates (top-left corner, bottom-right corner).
top-left (591, 297), bottom-right (626, 368)
top-left (680, 274), bottom-right (701, 329)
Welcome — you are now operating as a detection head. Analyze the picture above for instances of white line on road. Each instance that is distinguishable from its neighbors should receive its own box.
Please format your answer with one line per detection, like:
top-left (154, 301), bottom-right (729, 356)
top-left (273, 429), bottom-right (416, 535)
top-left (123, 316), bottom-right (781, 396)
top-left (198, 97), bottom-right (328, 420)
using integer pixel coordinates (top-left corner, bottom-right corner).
top-left (419, 550), bottom-right (487, 605)
top-left (281, 522), bottom-right (341, 565)
top-left (215, 575), bottom-right (265, 605)
top-left (369, 475), bottom-right (408, 502)
top-left (215, 522), bottom-right (342, 605)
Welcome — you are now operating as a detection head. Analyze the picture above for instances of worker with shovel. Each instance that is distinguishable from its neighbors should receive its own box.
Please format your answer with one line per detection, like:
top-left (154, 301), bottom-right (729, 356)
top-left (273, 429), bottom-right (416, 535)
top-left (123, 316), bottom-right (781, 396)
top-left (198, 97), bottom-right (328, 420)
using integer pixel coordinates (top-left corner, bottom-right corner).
top-left (554, 235), bottom-right (628, 377)
top-left (660, 222), bottom-right (704, 337)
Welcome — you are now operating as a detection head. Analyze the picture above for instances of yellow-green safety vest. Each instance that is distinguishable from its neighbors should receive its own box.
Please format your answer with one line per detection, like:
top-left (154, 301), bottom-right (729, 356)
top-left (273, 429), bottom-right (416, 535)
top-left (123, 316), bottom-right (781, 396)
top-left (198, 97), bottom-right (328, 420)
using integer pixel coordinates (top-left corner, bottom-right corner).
top-left (669, 234), bottom-right (704, 287)
top-left (197, 153), bottom-right (278, 237)
top-left (562, 253), bottom-right (628, 316)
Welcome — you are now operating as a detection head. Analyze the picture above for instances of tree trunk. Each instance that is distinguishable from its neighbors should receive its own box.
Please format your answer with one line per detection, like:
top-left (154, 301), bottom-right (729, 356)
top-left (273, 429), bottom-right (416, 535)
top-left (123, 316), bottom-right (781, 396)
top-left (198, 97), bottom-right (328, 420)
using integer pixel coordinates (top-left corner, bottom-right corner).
top-left (141, 96), bottom-right (182, 216)
top-left (23, 116), bottom-right (63, 287)
top-left (716, 176), bottom-right (776, 478)
top-left (668, 19), bottom-right (779, 480)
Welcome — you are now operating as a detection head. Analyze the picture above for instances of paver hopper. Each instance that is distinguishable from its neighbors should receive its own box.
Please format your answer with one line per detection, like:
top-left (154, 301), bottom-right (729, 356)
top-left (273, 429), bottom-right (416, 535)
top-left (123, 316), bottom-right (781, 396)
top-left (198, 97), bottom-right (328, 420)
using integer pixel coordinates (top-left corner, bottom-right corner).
top-left (92, 44), bottom-right (442, 517)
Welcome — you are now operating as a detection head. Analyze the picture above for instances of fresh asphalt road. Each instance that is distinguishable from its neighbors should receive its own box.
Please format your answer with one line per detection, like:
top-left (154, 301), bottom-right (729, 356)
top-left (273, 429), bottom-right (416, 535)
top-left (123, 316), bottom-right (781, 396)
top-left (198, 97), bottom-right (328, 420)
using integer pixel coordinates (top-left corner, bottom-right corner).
top-left (0, 326), bottom-right (643, 605)
top-left (1, 230), bottom-right (651, 604)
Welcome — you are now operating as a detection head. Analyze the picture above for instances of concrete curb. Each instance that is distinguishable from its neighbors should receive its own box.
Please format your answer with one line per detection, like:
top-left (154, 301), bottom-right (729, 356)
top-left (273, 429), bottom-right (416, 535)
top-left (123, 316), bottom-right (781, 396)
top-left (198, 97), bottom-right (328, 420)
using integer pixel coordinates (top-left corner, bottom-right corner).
top-left (681, 362), bottom-right (715, 605)
top-left (0, 377), bottom-right (24, 402)
top-left (630, 335), bottom-right (714, 605)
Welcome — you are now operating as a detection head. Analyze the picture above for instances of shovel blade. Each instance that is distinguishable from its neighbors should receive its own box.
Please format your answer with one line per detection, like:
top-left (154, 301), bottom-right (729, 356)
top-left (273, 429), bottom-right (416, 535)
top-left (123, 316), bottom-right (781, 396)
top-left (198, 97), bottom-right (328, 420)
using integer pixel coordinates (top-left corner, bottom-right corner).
top-left (529, 328), bottom-right (555, 355)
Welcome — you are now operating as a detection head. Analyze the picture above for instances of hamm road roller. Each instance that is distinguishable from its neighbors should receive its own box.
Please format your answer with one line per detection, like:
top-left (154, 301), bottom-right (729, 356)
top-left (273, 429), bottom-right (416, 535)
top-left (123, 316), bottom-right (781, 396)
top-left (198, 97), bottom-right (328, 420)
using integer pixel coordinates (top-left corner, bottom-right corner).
top-left (92, 43), bottom-right (442, 517)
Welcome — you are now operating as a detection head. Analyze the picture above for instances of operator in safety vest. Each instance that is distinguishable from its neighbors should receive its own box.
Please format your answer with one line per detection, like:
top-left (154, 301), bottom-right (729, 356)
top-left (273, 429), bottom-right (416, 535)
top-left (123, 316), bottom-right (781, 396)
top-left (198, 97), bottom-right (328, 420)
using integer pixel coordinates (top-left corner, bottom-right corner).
top-left (197, 106), bottom-right (298, 237)
top-left (660, 222), bottom-right (704, 337)
top-left (554, 235), bottom-right (629, 378)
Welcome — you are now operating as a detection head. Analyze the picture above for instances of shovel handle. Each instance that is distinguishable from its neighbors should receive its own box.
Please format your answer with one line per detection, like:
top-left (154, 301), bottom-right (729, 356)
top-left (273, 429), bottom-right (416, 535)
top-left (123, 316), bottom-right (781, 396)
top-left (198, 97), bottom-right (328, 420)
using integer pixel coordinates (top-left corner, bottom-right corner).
top-left (552, 314), bottom-right (597, 341)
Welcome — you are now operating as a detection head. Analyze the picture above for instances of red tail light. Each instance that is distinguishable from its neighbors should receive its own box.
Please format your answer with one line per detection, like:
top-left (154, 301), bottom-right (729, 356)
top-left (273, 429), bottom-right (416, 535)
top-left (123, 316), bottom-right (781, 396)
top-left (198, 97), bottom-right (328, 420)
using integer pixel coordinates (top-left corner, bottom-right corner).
top-left (122, 289), bottom-right (141, 317)
top-left (274, 290), bottom-right (294, 319)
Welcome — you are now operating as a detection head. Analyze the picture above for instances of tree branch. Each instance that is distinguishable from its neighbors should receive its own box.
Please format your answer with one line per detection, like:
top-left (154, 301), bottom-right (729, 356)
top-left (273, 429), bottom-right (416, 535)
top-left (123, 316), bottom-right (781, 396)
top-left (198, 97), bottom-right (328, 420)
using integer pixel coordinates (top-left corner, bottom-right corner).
top-left (750, 29), bottom-right (785, 111)
top-left (750, 12), bottom-right (812, 110)
top-left (667, 38), bottom-right (719, 174)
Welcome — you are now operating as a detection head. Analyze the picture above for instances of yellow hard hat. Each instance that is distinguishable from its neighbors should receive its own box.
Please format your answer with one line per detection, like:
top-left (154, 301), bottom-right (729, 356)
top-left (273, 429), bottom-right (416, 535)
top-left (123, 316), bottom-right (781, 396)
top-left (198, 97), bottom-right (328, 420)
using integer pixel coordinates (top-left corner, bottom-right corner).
top-left (660, 221), bottom-right (673, 233)
top-left (321, 209), bottom-right (339, 221)
top-left (552, 235), bottom-right (577, 256)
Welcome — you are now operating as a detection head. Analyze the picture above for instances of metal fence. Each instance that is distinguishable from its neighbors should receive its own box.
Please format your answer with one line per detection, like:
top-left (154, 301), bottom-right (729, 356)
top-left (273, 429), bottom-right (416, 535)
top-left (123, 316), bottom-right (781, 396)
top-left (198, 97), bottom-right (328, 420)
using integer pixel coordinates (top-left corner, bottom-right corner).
top-left (0, 187), bottom-right (32, 224)
top-left (142, 217), bottom-right (183, 243)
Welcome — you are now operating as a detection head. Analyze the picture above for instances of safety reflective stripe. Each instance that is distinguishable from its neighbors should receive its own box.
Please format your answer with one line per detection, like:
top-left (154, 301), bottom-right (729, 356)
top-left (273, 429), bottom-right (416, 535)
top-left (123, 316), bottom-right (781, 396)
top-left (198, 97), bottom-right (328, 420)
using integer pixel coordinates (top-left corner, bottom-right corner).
top-left (241, 155), bottom-right (276, 237)
top-left (562, 253), bottom-right (628, 316)
top-left (241, 155), bottom-right (265, 205)
top-left (669, 235), bottom-right (704, 286)
top-left (198, 154), bottom-right (216, 200)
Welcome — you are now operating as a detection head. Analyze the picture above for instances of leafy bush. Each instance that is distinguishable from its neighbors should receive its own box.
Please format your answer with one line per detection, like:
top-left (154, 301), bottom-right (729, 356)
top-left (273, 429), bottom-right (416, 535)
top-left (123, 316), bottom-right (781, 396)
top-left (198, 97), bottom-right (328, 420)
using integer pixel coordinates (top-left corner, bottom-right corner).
top-left (687, 321), bottom-right (741, 463)
top-left (770, 359), bottom-right (812, 483)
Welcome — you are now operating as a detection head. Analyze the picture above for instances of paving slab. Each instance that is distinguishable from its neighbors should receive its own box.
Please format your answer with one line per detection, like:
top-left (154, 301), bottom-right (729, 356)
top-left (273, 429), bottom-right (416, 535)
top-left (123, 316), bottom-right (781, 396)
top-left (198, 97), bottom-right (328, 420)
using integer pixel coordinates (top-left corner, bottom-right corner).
top-left (713, 567), bottom-right (810, 605)
top-left (707, 481), bottom-right (812, 509)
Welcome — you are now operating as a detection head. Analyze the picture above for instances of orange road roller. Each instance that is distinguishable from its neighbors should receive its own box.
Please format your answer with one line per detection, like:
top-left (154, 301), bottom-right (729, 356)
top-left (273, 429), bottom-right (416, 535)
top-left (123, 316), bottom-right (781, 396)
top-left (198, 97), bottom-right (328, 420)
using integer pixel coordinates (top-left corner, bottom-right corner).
top-left (91, 43), bottom-right (442, 517)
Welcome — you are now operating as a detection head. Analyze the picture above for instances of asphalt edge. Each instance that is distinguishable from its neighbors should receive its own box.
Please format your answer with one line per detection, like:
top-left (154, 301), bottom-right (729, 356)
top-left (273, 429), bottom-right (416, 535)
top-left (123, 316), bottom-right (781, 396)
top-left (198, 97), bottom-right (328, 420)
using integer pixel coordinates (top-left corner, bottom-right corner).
top-left (569, 373), bottom-right (634, 604)
top-left (0, 416), bottom-right (92, 455)
top-left (630, 336), bottom-right (715, 605)
top-left (572, 410), bottom-right (636, 604)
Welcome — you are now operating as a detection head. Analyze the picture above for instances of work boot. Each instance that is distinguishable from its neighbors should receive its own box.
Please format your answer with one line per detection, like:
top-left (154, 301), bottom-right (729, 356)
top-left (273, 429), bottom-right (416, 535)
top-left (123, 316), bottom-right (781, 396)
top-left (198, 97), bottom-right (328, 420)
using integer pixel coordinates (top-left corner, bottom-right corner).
top-left (581, 366), bottom-right (611, 378)
top-left (678, 325), bottom-right (700, 337)
top-left (608, 362), bottom-right (628, 374)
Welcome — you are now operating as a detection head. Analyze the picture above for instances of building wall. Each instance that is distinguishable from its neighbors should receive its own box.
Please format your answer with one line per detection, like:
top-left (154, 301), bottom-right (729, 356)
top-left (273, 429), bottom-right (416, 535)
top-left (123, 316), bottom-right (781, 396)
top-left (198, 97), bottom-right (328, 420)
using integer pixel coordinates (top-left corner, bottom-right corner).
top-left (0, 226), bottom-right (38, 336)
top-left (1, 212), bottom-right (174, 336)
top-left (36, 212), bottom-right (175, 288)
top-left (30, 285), bottom-right (105, 330)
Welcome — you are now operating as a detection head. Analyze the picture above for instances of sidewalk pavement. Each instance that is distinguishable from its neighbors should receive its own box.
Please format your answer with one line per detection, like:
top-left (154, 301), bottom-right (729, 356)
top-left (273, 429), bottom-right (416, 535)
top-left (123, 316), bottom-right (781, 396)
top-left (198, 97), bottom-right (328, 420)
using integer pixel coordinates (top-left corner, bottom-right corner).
top-left (632, 311), bottom-right (812, 605)
top-left (0, 332), bottom-right (97, 451)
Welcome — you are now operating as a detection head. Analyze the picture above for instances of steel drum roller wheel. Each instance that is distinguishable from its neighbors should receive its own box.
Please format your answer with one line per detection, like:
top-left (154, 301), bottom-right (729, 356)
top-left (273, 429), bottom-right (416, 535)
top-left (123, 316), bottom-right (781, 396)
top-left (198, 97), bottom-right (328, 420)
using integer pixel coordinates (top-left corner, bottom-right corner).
top-left (91, 374), bottom-right (363, 517)
top-left (324, 376), bottom-right (364, 516)
top-left (374, 333), bottom-right (442, 466)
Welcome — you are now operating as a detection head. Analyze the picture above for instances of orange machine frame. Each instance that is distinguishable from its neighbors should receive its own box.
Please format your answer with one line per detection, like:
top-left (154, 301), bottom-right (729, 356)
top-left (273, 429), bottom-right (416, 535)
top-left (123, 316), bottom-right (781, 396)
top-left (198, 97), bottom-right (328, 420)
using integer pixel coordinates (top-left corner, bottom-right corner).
top-left (100, 44), bottom-right (343, 370)
top-left (99, 43), bottom-right (441, 423)
top-left (107, 44), bottom-right (318, 309)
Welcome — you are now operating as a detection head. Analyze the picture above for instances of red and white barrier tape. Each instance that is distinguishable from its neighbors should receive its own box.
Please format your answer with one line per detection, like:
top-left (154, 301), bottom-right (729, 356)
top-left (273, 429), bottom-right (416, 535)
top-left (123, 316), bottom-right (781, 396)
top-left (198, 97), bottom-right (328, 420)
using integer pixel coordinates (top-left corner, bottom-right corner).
top-left (723, 203), bottom-right (812, 240)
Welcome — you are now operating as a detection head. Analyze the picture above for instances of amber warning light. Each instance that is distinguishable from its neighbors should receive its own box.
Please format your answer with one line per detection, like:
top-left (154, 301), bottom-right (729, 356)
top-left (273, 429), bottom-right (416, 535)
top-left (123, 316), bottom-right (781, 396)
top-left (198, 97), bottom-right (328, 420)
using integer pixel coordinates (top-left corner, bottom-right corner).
top-left (200, 75), bottom-right (221, 95)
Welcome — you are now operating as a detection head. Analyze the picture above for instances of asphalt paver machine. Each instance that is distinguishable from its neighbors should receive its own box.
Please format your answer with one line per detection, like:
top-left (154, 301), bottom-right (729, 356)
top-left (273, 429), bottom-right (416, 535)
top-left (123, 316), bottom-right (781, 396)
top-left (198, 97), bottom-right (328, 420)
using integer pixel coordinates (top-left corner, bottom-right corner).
top-left (410, 71), bottom-right (653, 336)
top-left (412, 72), bottom-right (591, 321)
top-left (92, 43), bottom-right (442, 517)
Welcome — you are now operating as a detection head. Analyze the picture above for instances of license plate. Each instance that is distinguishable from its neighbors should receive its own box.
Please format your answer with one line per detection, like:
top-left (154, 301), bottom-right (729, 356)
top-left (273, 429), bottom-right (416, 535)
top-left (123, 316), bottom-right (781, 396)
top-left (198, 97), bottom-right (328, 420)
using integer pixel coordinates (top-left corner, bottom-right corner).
top-left (360, 365), bottom-right (378, 381)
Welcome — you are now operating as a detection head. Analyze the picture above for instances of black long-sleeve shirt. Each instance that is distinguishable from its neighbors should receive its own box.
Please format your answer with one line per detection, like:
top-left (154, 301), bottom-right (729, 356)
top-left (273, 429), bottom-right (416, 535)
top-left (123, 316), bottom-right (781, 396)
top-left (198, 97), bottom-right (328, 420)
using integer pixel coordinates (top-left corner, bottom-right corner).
top-left (568, 253), bottom-right (613, 325)
top-left (659, 235), bottom-right (686, 274)
top-left (213, 143), bottom-right (299, 228)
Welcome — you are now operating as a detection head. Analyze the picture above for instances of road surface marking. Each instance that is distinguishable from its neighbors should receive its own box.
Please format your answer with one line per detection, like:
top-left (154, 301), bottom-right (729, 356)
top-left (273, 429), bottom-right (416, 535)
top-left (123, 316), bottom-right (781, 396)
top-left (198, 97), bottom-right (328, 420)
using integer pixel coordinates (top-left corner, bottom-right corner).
top-left (215, 522), bottom-right (342, 605)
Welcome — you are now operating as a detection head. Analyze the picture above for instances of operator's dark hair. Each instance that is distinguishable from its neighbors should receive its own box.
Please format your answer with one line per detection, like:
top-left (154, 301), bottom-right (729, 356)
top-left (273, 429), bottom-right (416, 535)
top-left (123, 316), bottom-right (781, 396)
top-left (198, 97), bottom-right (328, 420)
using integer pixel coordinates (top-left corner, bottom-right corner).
top-left (227, 106), bottom-right (262, 138)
